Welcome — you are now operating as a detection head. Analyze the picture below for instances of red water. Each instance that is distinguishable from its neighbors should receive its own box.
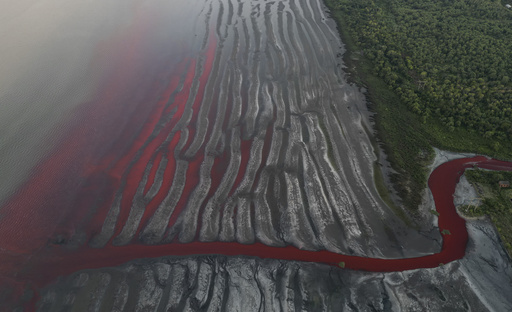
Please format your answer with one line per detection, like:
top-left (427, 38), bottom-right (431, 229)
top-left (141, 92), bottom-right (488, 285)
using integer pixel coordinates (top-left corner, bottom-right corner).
top-left (3, 151), bottom-right (510, 310)
top-left (20, 156), bottom-right (512, 278)
top-left (1, 24), bottom-right (512, 311)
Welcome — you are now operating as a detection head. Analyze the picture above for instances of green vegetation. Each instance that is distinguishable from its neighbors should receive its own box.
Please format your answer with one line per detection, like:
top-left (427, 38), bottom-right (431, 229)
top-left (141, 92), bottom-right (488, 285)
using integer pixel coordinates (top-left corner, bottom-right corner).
top-left (373, 161), bottom-right (413, 225)
top-left (429, 209), bottom-right (440, 217)
top-left (462, 169), bottom-right (512, 256)
top-left (324, 0), bottom-right (512, 214)
top-left (441, 229), bottom-right (452, 235)
top-left (330, 0), bottom-right (512, 140)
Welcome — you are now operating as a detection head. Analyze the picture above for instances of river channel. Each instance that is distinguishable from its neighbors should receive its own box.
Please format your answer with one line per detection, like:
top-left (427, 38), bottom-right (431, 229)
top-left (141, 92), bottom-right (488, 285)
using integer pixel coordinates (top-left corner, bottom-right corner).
top-left (0, 0), bottom-right (511, 310)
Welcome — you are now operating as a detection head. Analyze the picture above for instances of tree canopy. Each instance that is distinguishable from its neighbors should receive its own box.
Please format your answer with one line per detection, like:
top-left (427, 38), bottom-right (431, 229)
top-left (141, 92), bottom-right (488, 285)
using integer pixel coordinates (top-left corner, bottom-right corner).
top-left (333, 0), bottom-right (512, 142)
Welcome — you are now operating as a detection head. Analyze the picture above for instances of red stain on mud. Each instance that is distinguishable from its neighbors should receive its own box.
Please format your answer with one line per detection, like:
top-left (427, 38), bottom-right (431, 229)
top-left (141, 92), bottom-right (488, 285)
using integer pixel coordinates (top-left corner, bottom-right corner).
top-left (14, 154), bottom-right (512, 285)
top-left (21, 157), bottom-right (510, 285)
top-left (1, 23), bottom-right (512, 311)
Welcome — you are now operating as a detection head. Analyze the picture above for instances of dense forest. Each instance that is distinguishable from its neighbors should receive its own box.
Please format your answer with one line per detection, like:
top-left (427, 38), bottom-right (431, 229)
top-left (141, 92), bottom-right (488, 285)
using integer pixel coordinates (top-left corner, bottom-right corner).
top-left (332, 0), bottom-right (512, 144)
top-left (324, 0), bottom-right (512, 214)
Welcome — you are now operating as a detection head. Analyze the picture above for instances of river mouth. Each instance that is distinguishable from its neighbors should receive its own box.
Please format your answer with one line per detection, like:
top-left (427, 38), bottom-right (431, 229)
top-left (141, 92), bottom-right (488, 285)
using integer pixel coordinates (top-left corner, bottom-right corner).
top-left (24, 155), bottom-right (512, 311)
top-left (1, 0), bottom-right (511, 310)
top-left (17, 156), bottom-right (512, 275)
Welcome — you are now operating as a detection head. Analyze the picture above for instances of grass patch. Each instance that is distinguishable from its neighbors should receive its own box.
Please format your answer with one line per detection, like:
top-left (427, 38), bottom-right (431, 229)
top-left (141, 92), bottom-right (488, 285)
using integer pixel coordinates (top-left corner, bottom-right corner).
top-left (373, 162), bottom-right (412, 226)
top-left (429, 210), bottom-right (440, 217)
top-left (461, 169), bottom-right (512, 257)
top-left (441, 229), bottom-right (451, 235)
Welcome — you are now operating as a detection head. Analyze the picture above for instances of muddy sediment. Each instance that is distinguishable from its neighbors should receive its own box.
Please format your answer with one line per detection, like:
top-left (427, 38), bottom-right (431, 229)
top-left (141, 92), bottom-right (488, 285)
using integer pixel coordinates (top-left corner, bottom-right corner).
top-left (2, 0), bottom-right (512, 310)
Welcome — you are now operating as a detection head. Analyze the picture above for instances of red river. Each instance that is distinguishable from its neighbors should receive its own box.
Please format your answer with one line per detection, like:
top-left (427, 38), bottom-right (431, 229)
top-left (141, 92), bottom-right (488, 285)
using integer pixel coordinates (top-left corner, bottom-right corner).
top-left (1, 23), bottom-right (512, 310)
top-left (0, 155), bottom-right (510, 310)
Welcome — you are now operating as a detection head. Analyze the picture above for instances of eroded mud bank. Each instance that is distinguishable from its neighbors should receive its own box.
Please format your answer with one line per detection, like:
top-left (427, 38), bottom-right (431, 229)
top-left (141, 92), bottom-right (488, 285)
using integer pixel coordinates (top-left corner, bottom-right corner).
top-left (2, 0), bottom-right (512, 310)
top-left (0, 0), bottom-right (435, 263)
top-left (81, 0), bottom-right (431, 257)
top-left (38, 217), bottom-right (512, 311)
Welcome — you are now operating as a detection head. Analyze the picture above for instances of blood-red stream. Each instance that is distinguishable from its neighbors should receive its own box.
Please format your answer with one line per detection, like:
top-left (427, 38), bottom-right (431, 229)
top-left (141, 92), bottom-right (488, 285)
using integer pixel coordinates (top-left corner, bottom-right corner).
top-left (2, 155), bottom-right (510, 311)
top-left (29, 157), bottom-right (512, 274)
top-left (1, 26), bottom-right (512, 310)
